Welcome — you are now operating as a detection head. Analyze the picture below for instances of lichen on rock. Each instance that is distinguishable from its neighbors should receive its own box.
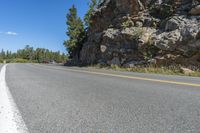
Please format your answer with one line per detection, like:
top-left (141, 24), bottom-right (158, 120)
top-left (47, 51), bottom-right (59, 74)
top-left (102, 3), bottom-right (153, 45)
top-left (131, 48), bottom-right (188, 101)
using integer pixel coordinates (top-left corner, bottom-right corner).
top-left (79, 0), bottom-right (200, 68)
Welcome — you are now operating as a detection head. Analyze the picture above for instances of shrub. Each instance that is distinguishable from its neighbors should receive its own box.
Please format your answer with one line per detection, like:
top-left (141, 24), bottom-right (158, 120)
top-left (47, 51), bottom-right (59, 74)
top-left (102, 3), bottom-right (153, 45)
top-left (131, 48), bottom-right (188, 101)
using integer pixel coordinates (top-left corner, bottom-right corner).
top-left (4, 58), bottom-right (29, 63)
top-left (14, 58), bottom-right (29, 63)
top-left (94, 64), bottom-right (200, 77)
top-left (122, 19), bottom-right (134, 28)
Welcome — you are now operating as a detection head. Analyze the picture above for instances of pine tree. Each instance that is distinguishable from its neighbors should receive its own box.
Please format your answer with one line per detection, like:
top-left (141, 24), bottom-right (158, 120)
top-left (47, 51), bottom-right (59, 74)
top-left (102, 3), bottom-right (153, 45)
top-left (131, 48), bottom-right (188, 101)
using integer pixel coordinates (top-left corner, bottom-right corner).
top-left (64, 5), bottom-right (85, 59)
top-left (84, 0), bottom-right (99, 28)
top-left (0, 49), bottom-right (6, 59)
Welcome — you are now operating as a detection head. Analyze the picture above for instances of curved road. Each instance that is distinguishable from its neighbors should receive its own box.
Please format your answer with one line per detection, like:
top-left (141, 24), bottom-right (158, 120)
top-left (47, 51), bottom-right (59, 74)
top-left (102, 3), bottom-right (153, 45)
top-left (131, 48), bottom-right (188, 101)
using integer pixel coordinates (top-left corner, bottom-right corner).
top-left (1, 63), bottom-right (200, 133)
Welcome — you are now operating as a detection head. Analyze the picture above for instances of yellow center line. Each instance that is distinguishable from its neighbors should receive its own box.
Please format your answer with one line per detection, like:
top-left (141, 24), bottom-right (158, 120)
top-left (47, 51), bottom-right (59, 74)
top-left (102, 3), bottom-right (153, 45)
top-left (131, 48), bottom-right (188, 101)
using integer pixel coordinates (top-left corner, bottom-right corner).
top-left (32, 64), bottom-right (200, 87)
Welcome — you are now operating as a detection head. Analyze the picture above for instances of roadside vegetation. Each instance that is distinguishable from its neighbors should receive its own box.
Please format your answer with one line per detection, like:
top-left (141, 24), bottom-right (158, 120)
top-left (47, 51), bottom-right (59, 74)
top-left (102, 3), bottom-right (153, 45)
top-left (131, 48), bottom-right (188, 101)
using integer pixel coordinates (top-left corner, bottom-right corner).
top-left (63, 0), bottom-right (99, 59)
top-left (93, 64), bottom-right (200, 77)
top-left (62, 0), bottom-right (200, 77)
top-left (0, 45), bottom-right (67, 63)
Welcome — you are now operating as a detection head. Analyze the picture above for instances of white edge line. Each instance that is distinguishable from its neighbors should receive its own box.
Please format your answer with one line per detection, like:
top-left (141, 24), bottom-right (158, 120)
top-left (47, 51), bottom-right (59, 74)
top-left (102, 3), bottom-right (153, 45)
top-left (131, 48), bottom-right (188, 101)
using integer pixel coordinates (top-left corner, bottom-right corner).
top-left (0, 64), bottom-right (29, 133)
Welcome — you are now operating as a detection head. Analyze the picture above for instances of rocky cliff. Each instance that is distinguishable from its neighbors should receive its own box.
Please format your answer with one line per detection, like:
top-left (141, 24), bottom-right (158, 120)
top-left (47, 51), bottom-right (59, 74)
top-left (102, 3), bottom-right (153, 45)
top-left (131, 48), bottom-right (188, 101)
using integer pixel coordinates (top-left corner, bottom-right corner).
top-left (80, 0), bottom-right (200, 68)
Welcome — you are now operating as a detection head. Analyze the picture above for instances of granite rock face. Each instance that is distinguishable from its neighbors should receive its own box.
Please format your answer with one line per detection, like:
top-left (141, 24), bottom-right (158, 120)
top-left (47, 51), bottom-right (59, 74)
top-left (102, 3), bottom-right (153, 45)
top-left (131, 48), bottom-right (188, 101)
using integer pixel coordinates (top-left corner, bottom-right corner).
top-left (79, 0), bottom-right (200, 67)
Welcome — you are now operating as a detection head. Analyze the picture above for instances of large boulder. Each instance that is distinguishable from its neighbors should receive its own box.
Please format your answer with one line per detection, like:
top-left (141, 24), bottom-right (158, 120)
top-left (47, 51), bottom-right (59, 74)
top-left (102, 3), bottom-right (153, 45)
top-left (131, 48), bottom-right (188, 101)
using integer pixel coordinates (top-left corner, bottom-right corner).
top-left (153, 30), bottom-right (181, 51)
top-left (79, 0), bottom-right (200, 67)
top-left (190, 5), bottom-right (200, 15)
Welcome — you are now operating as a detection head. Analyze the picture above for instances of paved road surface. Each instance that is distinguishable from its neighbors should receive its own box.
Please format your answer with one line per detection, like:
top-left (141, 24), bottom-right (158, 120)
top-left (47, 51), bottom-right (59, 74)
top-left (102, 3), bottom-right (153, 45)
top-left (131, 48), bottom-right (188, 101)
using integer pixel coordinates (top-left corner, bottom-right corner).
top-left (2, 63), bottom-right (200, 133)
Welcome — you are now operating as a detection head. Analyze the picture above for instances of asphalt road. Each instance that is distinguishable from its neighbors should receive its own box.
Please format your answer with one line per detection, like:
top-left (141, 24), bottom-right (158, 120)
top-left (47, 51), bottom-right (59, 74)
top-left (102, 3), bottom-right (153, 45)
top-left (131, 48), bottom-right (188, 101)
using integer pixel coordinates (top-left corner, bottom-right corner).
top-left (3, 63), bottom-right (200, 133)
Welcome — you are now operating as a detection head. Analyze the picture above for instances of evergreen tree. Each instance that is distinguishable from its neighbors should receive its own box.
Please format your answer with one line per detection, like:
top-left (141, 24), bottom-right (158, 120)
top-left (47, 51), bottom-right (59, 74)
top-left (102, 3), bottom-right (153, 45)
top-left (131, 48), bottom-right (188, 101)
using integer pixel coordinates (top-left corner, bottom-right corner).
top-left (0, 49), bottom-right (6, 59)
top-left (0, 46), bottom-right (67, 63)
top-left (64, 5), bottom-right (85, 59)
top-left (84, 0), bottom-right (99, 28)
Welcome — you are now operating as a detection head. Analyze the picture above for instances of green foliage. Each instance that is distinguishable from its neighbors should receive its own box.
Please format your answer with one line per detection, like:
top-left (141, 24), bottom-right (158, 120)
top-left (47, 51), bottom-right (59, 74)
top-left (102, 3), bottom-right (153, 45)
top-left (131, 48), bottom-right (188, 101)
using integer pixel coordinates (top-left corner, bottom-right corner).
top-left (84, 0), bottom-right (99, 27)
top-left (0, 49), bottom-right (6, 59)
top-left (14, 58), bottom-right (30, 63)
top-left (94, 65), bottom-right (200, 77)
top-left (16, 45), bottom-right (34, 60)
top-left (121, 19), bottom-right (134, 28)
top-left (34, 48), bottom-right (66, 63)
top-left (5, 58), bottom-right (29, 63)
top-left (0, 46), bottom-right (67, 63)
top-left (64, 5), bottom-right (85, 58)
top-left (0, 58), bottom-right (3, 63)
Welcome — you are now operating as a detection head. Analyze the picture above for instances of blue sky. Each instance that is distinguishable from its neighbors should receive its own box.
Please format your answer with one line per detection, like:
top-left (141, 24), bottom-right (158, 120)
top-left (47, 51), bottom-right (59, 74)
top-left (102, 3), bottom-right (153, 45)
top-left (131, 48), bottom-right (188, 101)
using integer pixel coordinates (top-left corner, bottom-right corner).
top-left (0, 0), bottom-right (89, 53)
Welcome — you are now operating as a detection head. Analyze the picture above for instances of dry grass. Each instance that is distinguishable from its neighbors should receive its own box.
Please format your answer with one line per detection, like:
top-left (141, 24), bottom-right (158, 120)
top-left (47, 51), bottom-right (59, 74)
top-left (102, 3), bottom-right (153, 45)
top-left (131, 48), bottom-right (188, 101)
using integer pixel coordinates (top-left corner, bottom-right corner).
top-left (93, 64), bottom-right (200, 77)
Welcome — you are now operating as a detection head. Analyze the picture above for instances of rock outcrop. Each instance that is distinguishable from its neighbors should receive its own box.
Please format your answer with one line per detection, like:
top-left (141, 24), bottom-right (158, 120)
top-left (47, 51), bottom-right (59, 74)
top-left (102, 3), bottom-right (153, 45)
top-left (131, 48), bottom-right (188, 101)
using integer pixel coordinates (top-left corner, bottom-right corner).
top-left (80, 0), bottom-right (200, 68)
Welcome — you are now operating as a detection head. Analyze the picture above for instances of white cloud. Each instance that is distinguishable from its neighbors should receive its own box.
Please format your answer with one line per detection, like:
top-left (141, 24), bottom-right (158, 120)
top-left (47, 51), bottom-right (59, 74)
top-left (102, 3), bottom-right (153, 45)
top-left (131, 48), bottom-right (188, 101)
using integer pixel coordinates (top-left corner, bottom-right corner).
top-left (5, 31), bottom-right (18, 36)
